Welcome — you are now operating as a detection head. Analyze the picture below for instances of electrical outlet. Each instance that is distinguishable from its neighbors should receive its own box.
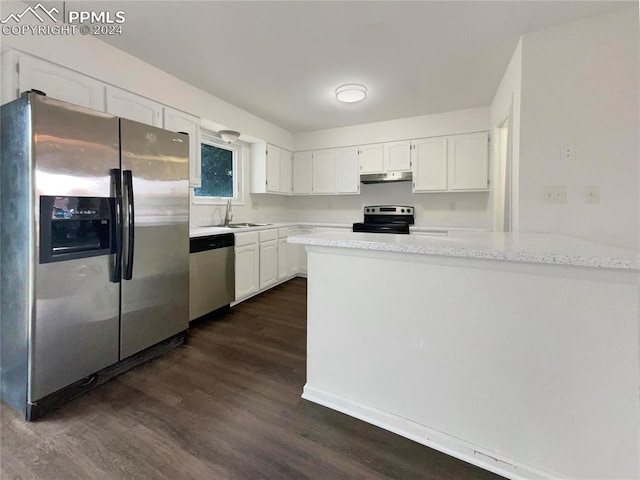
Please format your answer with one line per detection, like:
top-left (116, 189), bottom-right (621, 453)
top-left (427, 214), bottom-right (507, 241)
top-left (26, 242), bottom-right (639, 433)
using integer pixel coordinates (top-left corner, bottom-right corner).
top-left (562, 147), bottom-right (574, 160)
top-left (449, 202), bottom-right (457, 211)
top-left (584, 185), bottom-right (600, 204)
top-left (542, 186), bottom-right (567, 204)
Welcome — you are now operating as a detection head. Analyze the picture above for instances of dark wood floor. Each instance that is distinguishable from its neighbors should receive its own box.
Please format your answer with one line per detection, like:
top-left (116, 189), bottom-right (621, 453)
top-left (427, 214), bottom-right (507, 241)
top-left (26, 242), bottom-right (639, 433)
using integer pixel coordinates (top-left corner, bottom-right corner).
top-left (1, 278), bottom-right (504, 480)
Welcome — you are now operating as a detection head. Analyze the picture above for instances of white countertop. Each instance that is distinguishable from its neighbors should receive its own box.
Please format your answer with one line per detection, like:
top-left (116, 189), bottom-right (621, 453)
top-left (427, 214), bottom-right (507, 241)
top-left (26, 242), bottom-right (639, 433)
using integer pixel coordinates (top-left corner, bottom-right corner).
top-left (288, 231), bottom-right (640, 270)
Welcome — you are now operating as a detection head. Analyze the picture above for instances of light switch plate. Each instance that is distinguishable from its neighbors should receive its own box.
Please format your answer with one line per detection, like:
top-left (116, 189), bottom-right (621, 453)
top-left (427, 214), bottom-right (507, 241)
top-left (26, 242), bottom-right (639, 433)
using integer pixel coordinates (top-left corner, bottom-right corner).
top-left (542, 186), bottom-right (567, 204)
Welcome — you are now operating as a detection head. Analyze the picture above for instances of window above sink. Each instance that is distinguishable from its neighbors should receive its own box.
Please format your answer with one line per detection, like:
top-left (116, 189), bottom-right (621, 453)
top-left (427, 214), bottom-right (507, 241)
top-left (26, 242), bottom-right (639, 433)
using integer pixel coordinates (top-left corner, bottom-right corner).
top-left (192, 130), bottom-right (243, 205)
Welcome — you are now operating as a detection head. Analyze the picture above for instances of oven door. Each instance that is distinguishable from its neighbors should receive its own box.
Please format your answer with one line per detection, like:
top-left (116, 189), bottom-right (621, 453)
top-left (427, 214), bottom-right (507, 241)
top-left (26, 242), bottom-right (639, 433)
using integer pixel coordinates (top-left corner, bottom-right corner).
top-left (353, 223), bottom-right (410, 234)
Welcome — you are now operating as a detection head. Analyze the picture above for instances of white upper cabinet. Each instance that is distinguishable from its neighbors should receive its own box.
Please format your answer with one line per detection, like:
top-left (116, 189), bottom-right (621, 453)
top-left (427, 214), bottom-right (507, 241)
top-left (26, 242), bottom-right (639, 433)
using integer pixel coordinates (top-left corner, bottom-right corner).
top-left (384, 141), bottom-right (412, 172)
top-left (312, 150), bottom-right (336, 194)
top-left (163, 107), bottom-right (201, 187)
top-left (412, 132), bottom-right (489, 193)
top-left (359, 144), bottom-right (384, 174)
top-left (293, 148), bottom-right (357, 196)
top-left (266, 144), bottom-right (281, 193)
top-left (292, 151), bottom-right (312, 194)
top-left (279, 149), bottom-right (293, 195)
top-left (106, 86), bottom-right (162, 126)
top-left (251, 142), bottom-right (288, 194)
top-left (335, 147), bottom-right (360, 194)
top-left (412, 137), bottom-right (448, 192)
top-left (448, 132), bottom-right (489, 191)
top-left (11, 53), bottom-right (105, 111)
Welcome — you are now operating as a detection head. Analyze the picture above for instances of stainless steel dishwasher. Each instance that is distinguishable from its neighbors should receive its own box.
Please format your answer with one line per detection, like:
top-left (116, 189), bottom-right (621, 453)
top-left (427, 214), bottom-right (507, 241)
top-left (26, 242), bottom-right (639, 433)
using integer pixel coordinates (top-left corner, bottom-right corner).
top-left (189, 233), bottom-right (235, 321)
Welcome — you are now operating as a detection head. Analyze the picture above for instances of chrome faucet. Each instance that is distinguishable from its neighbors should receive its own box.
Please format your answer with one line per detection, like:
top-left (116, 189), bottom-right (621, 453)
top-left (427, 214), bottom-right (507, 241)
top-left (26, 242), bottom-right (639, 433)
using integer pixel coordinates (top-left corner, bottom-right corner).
top-left (223, 198), bottom-right (233, 227)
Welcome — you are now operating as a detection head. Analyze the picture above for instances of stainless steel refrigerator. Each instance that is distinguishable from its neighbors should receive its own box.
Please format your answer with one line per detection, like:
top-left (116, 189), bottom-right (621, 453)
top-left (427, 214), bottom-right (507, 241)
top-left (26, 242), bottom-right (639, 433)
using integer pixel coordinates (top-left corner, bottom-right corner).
top-left (1, 91), bottom-right (189, 419)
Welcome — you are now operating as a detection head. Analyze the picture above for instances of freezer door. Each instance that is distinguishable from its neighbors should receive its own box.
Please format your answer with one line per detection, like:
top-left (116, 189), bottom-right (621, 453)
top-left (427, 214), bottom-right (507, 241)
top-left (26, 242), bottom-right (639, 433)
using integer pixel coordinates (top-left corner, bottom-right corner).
top-left (30, 94), bottom-right (121, 401)
top-left (119, 119), bottom-right (189, 359)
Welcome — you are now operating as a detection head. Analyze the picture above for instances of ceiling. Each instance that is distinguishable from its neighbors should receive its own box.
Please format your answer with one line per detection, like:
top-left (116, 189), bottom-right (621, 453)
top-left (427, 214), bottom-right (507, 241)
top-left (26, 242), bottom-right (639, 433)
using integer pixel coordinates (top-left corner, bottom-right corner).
top-left (71, 1), bottom-right (633, 133)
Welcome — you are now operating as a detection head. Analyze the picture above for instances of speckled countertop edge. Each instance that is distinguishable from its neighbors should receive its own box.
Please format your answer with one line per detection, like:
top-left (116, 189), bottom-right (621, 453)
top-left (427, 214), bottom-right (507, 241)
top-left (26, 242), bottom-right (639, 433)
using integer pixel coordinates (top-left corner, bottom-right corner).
top-left (287, 234), bottom-right (640, 271)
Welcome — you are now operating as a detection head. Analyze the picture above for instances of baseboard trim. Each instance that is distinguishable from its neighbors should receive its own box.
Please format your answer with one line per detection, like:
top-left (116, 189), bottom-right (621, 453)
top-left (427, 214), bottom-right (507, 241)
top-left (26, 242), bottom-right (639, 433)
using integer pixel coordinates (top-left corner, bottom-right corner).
top-left (302, 384), bottom-right (555, 480)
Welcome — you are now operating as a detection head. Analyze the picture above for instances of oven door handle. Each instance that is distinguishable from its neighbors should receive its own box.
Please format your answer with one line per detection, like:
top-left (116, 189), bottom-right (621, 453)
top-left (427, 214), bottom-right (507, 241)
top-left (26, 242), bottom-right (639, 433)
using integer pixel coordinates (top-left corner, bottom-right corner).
top-left (123, 169), bottom-right (135, 280)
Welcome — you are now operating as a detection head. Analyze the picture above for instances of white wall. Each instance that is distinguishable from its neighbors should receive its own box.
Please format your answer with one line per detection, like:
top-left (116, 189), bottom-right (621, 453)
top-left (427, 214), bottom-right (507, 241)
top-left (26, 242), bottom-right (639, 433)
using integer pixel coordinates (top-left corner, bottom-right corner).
top-left (0, 13), bottom-right (293, 149)
top-left (490, 39), bottom-right (522, 232)
top-left (518, 7), bottom-right (639, 250)
top-left (290, 107), bottom-right (492, 228)
top-left (0, 1), bottom-right (292, 226)
top-left (294, 106), bottom-right (489, 151)
top-left (285, 183), bottom-right (490, 229)
top-left (5, 2), bottom-right (637, 241)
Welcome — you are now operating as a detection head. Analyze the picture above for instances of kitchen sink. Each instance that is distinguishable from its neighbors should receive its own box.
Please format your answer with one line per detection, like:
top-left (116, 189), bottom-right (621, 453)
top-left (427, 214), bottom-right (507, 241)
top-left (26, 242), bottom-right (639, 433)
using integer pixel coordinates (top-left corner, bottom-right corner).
top-left (227, 223), bottom-right (272, 228)
top-left (196, 223), bottom-right (273, 229)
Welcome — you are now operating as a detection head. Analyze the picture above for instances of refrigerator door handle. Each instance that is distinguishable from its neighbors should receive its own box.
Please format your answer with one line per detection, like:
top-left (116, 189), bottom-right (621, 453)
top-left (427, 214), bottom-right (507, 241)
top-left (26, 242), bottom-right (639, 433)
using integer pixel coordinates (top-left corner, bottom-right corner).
top-left (110, 168), bottom-right (123, 283)
top-left (123, 169), bottom-right (135, 280)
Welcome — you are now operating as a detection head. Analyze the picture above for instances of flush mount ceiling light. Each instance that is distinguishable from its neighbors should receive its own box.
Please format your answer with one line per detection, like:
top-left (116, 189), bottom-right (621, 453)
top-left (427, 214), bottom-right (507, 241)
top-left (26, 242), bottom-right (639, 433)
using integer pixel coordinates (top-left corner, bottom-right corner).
top-left (335, 84), bottom-right (367, 103)
top-left (218, 130), bottom-right (241, 143)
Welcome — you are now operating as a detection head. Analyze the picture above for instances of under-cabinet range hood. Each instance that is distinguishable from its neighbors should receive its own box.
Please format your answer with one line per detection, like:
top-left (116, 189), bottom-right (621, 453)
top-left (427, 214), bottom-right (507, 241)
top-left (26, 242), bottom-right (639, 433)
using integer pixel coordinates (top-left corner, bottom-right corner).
top-left (360, 171), bottom-right (412, 184)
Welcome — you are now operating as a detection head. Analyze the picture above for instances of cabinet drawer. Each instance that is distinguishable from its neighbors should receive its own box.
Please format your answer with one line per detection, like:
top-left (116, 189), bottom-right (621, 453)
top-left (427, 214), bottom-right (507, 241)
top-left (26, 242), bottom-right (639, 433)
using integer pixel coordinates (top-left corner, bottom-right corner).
top-left (235, 231), bottom-right (259, 246)
top-left (259, 229), bottom-right (278, 242)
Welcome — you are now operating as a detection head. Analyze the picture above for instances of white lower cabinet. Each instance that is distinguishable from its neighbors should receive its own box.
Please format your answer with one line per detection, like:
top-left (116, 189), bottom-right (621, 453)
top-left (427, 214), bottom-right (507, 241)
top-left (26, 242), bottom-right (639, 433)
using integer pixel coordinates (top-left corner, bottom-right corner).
top-left (297, 226), bottom-right (350, 276)
top-left (296, 227), bottom-right (314, 276)
top-left (287, 233), bottom-right (299, 277)
top-left (277, 238), bottom-right (289, 280)
top-left (234, 232), bottom-right (260, 302)
top-left (232, 225), bottom-right (353, 301)
top-left (234, 227), bottom-right (306, 303)
top-left (277, 228), bottom-right (299, 280)
top-left (259, 230), bottom-right (278, 290)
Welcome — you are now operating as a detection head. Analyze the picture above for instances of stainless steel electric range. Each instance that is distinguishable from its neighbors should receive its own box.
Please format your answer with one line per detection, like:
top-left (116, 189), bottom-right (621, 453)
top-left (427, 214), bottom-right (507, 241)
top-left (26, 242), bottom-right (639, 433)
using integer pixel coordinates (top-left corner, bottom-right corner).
top-left (352, 205), bottom-right (415, 234)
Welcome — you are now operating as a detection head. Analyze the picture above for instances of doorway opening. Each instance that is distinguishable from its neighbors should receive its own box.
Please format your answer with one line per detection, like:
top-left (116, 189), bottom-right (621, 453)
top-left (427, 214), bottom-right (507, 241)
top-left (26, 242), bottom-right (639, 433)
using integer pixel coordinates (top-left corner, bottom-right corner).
top-left (493, 108), bottom-right (513, 232)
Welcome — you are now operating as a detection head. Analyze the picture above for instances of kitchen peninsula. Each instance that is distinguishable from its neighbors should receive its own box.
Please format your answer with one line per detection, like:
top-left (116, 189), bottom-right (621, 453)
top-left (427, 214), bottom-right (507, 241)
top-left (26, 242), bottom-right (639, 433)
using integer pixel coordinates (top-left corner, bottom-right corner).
top-left (289, 231), bottom-right (640, 480)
